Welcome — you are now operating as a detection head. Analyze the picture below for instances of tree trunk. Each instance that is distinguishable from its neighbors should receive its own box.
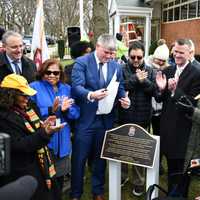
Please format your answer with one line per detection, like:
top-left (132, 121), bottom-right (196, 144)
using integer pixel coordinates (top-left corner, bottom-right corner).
top-left (92, 0), bottom-right (108, 45)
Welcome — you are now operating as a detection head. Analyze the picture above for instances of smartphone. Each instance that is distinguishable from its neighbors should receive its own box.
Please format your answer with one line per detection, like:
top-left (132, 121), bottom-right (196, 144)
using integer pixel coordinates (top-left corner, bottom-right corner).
top-left (56, 118), bottom-right (61, 127)
top-left (54, 119), bottom-right (67, 129)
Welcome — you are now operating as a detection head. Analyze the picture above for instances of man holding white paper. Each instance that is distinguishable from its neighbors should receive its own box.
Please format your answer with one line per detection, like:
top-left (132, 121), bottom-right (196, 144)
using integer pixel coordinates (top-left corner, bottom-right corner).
top-left (71, 34), bottom-right (130, 200)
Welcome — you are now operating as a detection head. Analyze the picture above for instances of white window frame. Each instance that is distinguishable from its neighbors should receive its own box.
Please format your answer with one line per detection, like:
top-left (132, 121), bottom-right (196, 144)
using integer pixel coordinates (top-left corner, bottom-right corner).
top-left (162, 0), bottom-right (199, 23)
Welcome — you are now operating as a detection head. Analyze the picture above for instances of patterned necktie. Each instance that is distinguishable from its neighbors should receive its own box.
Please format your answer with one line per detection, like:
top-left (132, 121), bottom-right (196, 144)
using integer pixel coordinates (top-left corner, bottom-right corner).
top-left (12, 60), bottom-right (21, 74)
top-left (98, 63), bottom-right (106, 88)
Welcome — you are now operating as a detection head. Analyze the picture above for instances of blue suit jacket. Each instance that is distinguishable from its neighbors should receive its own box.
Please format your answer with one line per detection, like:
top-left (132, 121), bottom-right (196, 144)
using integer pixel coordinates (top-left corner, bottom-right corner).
top-left (72, 52), bottom-right (125, 131)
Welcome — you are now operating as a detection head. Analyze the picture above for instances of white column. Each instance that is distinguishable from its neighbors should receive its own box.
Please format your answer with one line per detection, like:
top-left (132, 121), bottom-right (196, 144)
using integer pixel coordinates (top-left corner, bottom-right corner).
top-left (109, 161), bottom-right (121, 200)
top-left (114, 14), bottom-right (120, 36)
top-left (146, 135), bottom-right (160, 199)
top-left (109, 18), bottom-right (114, 35)
top-left (144, 14), bottom-right (151, 57)
top-left (79, 0), bottom-right (84, 38)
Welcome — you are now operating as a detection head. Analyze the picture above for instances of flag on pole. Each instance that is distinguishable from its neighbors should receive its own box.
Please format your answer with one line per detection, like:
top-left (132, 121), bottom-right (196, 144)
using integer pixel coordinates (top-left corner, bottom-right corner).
top-left (31, 0), bottom-right (49, 70)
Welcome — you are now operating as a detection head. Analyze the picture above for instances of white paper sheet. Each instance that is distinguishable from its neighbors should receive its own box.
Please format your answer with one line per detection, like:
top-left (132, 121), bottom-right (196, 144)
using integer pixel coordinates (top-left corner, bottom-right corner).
top-left (97, 71), bottom-right (119, 114)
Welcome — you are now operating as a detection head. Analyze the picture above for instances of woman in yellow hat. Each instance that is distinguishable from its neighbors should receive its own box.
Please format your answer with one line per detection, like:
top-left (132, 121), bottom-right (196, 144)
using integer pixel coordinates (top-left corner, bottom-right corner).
top-left (0, 74), bottom-right (65, 200)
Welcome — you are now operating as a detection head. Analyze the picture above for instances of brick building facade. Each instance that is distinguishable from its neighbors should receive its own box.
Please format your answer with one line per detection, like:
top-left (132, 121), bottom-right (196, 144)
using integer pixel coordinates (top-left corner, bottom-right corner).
top-left (161, 18), bottom-right (200, 54)
top-left (151, 0), bottom-right (200, 55)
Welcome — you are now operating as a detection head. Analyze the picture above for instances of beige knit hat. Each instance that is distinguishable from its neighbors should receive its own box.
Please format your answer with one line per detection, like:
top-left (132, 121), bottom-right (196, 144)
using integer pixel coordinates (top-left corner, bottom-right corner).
top-left (153, 44), bottom-right (169, 61)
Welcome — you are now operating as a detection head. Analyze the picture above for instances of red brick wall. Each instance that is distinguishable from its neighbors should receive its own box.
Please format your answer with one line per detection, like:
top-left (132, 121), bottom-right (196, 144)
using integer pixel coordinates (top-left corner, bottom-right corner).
top-left (161, 19), bottom-right (200, 54)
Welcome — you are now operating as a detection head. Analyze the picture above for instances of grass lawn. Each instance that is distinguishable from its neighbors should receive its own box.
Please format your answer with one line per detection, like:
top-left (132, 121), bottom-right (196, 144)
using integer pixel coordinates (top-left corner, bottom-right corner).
top-left (63, 158), bottom-right (200, 200)
top-left (60, 59), bottom-right (74, 67)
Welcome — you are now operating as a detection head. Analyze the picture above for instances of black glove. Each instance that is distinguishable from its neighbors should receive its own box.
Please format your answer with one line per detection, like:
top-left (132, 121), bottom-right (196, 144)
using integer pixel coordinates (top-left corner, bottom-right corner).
top-left (176, 95), bottom-right (194, 116)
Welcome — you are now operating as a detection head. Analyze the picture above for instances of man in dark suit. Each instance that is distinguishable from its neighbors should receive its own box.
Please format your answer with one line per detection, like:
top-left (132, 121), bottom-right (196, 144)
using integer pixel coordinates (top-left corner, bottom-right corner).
top-left (0, 31), bottom-right (36, 83)
top-left (70, 34), bottom-right (130, 200)
top-left (156, 38), bottom-right (200, 197)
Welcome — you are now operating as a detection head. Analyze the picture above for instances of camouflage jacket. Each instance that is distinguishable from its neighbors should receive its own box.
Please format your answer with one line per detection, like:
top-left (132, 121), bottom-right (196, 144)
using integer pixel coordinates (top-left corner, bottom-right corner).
top-left (184, 100), bottom-right (200, 172)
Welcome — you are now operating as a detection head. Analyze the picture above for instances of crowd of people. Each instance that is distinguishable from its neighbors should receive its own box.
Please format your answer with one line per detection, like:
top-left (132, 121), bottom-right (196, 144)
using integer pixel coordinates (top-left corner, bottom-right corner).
top-left (0, 28), bottom-right (199, 200)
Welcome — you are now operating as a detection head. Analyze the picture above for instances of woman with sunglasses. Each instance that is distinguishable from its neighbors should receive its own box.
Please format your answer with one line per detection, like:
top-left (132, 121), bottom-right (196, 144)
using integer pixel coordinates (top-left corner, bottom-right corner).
top-left (30, 58), bottom-right (80, 195)
top-left (0, 74), bottom-right (66, 200)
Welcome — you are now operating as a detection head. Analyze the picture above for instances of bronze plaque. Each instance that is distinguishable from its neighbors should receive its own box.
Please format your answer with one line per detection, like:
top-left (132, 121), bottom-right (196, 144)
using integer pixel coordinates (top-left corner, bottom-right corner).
top-left (101, 124), bottom-right (157, 168)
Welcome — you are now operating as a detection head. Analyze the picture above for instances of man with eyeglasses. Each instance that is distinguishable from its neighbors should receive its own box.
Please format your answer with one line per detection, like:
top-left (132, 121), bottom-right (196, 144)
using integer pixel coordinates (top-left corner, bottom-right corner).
top-left (117, 40), bottom-right (157, 196)
top-left (0, 30), bottom-right (36, 83)
top-left (70, 34), bottom-right (130, 200)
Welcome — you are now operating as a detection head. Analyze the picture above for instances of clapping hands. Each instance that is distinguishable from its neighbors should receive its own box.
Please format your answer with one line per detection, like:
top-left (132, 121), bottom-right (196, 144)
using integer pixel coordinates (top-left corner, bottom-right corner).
top-left (156, 71), bottom-right (167, 91)
top-left (168, 78), bottom-right (178, 92)
top-left (136, 69), bottom-right (148, 83)
top-left (41, 116), bottom-right (66, 135)
top-left (60, 97), bottom-right (74, 112)
top-left (52, 97), bottom-right (60, 113)
top-left (52, 96), bottom-right (74, 112)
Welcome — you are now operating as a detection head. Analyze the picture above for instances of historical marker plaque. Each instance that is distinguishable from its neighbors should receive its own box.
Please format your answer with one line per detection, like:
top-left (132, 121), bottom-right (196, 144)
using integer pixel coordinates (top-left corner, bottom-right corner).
top-left (101, 124), bottom-right (157, 168)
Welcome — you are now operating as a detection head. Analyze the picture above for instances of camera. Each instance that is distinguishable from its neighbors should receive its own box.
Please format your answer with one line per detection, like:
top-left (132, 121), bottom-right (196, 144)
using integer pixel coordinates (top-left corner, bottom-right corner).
top-left (0, 133), bottom-right (10, 176)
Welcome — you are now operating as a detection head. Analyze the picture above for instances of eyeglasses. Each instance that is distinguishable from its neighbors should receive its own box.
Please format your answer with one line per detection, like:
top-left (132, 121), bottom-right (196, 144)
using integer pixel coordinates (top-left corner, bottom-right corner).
top-left (45, 70), bottom-right (60, 76)
top-left (130, 55), bottom-right (143, 60)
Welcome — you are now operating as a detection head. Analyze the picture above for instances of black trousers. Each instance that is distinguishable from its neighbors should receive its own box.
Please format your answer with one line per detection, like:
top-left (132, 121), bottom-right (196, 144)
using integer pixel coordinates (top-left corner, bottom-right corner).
top-left (151, 115), bottom-right (161, 136)
top-left (166, 157), bottom-right (190, 197)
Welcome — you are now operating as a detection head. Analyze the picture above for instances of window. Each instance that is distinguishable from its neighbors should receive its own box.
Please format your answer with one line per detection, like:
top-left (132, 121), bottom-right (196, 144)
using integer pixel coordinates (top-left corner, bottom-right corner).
top-left (175, 0), bottom-right (180, 5)
top-left (174, 6), bottom-right (180, 20)
top-left (198, 1), bottom-right (200, 17)
top-left (181, 4), bottom-right (188, 19)
top-left (168, 9), bottom-right (174, 21)
top-left (188, 2), bottom-right (197, 18)
top-left (163, 10), bottom-right (168, 22)
top-left (162, 0), bottom-right (199, 22)
top-left (163, 4), bottom-right (168, 8)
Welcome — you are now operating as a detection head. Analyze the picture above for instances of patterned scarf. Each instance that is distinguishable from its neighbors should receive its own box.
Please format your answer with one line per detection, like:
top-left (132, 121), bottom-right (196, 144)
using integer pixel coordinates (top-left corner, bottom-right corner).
top-left (12, 106), bottom-right (56, 190)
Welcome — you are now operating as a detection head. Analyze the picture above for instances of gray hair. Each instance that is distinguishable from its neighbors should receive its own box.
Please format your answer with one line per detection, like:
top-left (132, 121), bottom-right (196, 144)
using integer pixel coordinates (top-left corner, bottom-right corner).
top-left (188, 39), bottom-right (195, 52)
top-left (175, 38), bottom-right (192, 49)
top-left (97, 34), bottom-right (117, 51)
top-left (2, 31), bottom-right (22, 44)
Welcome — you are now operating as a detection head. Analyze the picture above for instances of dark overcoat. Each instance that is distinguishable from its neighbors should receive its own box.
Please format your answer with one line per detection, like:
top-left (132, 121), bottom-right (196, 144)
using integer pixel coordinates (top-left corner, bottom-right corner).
top-left (159, 63), bottom-right (200, 159)
top-left (0, 52), bottom-right (36, 83)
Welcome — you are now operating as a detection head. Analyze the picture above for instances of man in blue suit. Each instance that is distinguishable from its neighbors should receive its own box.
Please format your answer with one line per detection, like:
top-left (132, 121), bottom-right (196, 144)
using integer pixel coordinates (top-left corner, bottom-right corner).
top-left (70, 34), bottom-right (130, 200)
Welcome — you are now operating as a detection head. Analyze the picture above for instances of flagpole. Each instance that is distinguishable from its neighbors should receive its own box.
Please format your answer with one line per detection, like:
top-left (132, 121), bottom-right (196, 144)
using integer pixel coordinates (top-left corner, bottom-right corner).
top-left (79, 0), bottom-right (84, 38)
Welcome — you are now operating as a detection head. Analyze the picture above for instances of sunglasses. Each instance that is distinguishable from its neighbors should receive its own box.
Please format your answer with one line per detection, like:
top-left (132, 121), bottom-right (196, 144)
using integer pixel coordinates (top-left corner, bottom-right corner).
top-left (45, 70), bottom-right (60, 76)
top-left (130, 55), bottom-right (143, 60)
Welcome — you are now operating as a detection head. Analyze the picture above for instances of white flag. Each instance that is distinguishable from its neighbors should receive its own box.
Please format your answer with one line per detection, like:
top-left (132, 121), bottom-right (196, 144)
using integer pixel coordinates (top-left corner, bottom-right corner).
top-left (31, 0), bottom-right (49, 70)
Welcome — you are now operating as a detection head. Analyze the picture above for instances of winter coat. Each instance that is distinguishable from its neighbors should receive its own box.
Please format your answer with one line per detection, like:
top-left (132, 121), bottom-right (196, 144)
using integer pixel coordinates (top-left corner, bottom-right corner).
top-left (117, 61), bottom-right (157, 128)
top-left (30, 80), bottom-right (80, 158)
top-left (0, 52), bottom-right (36, 83)
top-left (159, 63), bottom-right (200, 159)
top-left (184, 99), bottom-right (200, 172)
top-left (0, 107), bottom-right (59, 200)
